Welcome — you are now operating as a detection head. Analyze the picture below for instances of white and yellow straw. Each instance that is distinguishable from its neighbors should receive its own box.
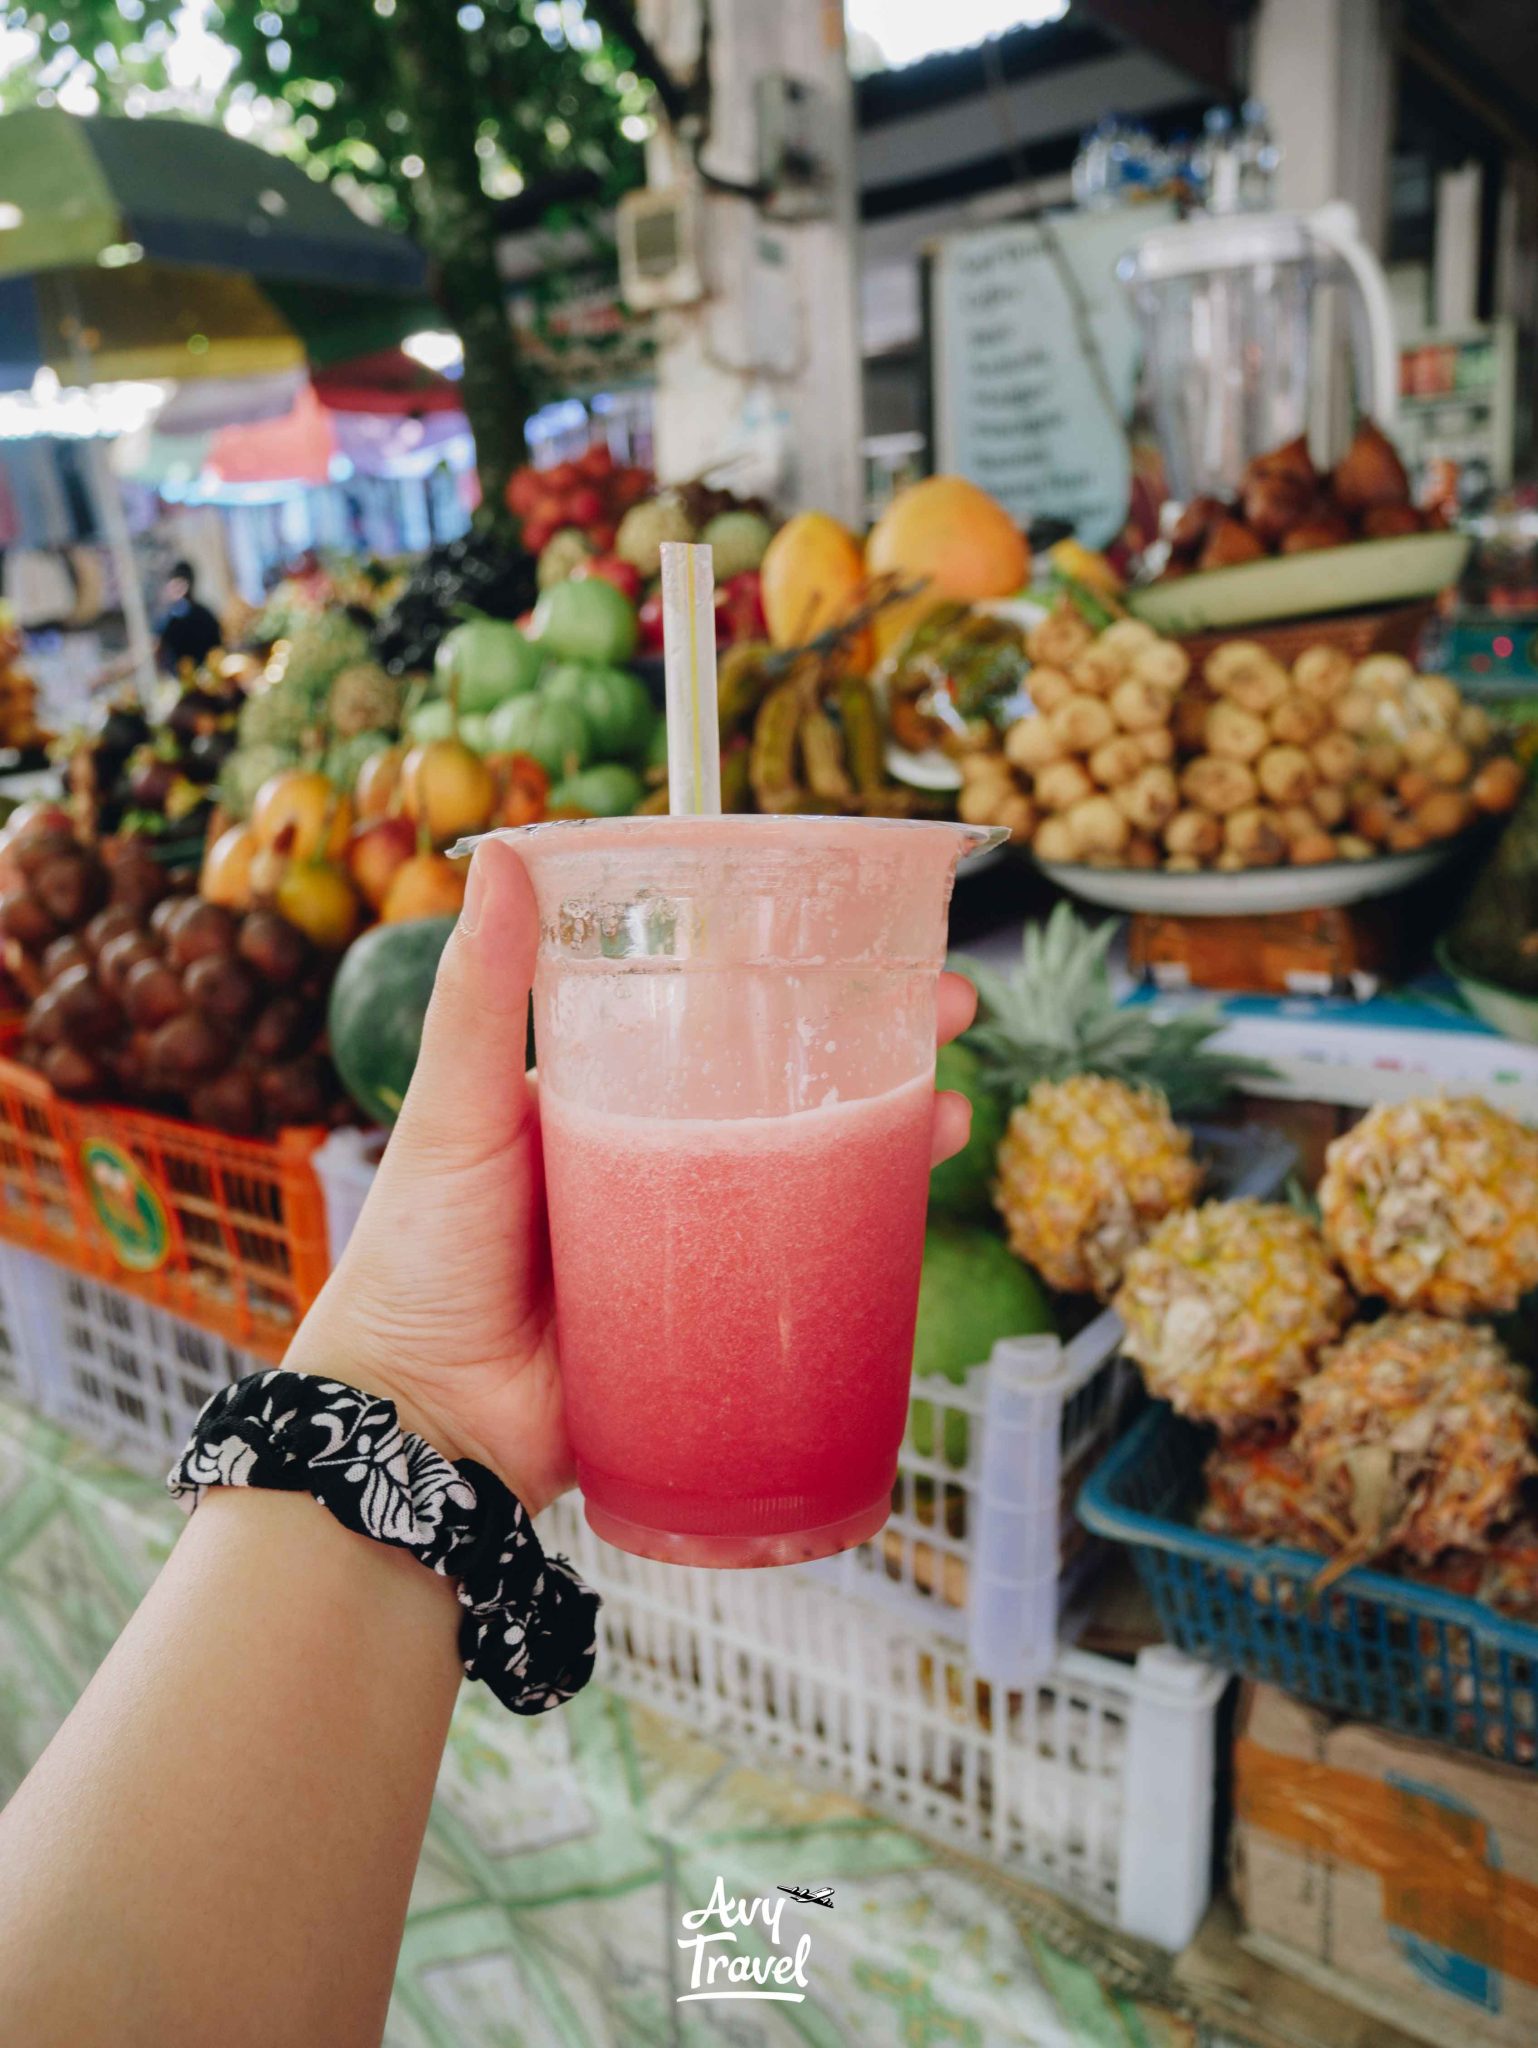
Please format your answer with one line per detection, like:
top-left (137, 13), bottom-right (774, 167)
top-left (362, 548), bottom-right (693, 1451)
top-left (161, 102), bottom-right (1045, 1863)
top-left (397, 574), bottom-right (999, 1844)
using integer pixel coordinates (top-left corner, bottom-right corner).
top-left (660, 541), bottom-right (722, 817)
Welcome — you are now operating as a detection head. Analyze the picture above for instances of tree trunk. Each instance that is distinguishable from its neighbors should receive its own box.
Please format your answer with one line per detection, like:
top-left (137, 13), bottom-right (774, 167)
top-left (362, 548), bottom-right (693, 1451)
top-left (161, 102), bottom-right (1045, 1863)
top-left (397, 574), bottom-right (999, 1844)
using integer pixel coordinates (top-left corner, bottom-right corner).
top-left (387, 0), bottom-right (530, 525)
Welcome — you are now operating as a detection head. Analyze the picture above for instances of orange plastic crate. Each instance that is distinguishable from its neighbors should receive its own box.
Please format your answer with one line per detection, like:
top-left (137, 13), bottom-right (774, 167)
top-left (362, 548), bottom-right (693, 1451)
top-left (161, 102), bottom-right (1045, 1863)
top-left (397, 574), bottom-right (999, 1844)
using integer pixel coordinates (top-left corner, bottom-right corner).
top-left (0, 1026), bottom-right (331, 1359)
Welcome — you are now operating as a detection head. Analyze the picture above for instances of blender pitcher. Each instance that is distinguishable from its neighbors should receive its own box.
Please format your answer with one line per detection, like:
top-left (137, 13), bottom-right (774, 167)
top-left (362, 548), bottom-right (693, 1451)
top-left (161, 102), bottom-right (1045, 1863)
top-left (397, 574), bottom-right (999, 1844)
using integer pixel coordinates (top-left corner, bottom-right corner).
top-left (1118, 202), bottom-right (1399, 502)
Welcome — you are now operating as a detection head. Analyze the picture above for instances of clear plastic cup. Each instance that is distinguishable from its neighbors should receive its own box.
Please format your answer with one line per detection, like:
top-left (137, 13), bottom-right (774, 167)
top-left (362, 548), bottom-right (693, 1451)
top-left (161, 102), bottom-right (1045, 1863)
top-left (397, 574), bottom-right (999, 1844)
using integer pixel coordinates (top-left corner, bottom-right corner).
top-left (503, 813), bottom-right (997, 1568)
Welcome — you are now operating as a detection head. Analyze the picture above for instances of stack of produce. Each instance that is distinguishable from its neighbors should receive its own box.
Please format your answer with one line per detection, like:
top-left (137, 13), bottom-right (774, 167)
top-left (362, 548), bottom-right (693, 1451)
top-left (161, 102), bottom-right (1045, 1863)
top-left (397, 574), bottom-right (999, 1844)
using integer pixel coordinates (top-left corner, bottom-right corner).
top-left (206, 741), bottom-right (487, 941)
top-left (221, 607), bottom-right (390, 820)
top-left (1113, 1091), bottom-right (1538, 1605)
top-left (1155, 418), bottom-right (1442, 578)
top-left (63, 669), bottom-right (244, 845)
top-left (0, 807), bottom-right (341, 1134)
top-left (506, 441), bottom-right (773, 656)
top-left (410, 585), bottom-right (659, 818)
top-left (371, 531), bottom-right (536, 679)
top-left (505, 441), bottom-right (654, 562)
top-left (0, 605), bottom-right (49, 756)
top-left (960, 605), bottom-right (1522, 868)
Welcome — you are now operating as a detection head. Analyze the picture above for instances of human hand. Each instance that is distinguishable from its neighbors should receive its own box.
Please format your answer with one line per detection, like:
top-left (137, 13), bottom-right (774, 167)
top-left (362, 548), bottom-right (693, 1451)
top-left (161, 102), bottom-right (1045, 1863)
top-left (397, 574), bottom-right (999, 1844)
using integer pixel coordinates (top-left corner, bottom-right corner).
top-left (287, 835), bottom-right (980, 1513)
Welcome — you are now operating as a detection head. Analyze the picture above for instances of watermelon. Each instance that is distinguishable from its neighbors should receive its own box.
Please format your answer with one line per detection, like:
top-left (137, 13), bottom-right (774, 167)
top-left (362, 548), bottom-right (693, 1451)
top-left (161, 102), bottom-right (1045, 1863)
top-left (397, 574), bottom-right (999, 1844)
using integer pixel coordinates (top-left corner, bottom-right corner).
top-left (328, 915), bottom-right (456, 1126)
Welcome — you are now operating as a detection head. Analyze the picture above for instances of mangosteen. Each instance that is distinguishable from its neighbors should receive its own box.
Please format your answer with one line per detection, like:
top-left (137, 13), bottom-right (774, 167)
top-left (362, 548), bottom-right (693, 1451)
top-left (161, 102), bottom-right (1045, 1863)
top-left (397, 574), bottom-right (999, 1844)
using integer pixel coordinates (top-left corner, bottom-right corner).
top-left (150, 895), bottom-right (189, 942)
top-left (184, 953), bottom-right (258, 1026)
top-left (123, 956), bottom-right (188, 1030)
top-left (0, 888), bottom-right (60, 952)
top-left (51, 963), bottom-right (122, 1049)
top-left (258, 1056), bottom-right (331, 1130)
top-left (247, 994), bottom-right (317, 1062)
top-left (41, 1043), bottom-right (105, 1098)
top-left (237, 909), bottom-right (311, 988)
top-left (188, 1067), bottom-right (262, 1137)
top-left (82, 903), bottom-right (143, 957)
top-left (41, 934), bottom-right (92, 985)
top-left (25, 983), bottom-right (71, 1048)
top-left (11, 829), bottom-right (79, 883)
top-left (166, 901), bottom-right (238, 972)
top-left (31, 849), bottom-right (108, 929)
top-left (98, 930), bottom-right (159, 1001)
top-left (144, 1011), bottom-right (230, 1088)
top-left (104, 840), bottom-right (169, 917)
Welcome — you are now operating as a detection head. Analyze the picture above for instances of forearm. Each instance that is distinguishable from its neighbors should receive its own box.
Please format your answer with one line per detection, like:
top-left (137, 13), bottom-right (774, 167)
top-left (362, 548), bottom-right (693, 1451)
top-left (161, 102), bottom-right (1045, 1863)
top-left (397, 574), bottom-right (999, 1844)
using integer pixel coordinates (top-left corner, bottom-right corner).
top-left (0, 1485), bottom-right (462, 2048)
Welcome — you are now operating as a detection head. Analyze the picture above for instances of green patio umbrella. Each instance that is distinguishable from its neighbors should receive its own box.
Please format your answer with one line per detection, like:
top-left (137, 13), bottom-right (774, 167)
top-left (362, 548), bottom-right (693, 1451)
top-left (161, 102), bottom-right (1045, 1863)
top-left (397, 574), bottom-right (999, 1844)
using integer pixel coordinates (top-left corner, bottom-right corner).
top-left (0, 108), bottom-right (439, 677)
top-left (0, 107), bottom-right (436, 387)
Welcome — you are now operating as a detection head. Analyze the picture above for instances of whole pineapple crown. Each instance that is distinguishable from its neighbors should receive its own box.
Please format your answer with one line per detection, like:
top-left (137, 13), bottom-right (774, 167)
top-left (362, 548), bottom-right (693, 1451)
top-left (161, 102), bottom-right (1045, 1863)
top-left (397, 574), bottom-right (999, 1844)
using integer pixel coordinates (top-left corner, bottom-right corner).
top-left (956, 903), bottom-right (1271, 1116)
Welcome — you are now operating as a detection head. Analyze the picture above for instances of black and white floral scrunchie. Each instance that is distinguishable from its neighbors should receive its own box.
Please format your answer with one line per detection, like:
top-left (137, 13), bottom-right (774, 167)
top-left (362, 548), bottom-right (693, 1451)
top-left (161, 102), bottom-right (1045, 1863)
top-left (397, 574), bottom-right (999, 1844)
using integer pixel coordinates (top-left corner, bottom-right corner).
top-left (168, 1370), bottom-right (599, 1715)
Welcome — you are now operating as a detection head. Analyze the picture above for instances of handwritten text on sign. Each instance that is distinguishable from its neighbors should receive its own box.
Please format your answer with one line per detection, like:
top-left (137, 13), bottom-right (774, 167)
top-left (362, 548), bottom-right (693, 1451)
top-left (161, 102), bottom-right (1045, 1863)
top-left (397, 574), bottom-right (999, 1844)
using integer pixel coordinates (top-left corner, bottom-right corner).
top-left (932, 208), bottom-right (1166, 549)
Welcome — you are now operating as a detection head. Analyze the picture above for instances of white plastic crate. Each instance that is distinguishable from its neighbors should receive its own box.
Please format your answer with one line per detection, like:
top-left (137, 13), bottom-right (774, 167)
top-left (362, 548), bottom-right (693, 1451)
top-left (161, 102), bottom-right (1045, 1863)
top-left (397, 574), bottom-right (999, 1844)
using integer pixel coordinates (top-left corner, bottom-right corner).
top-left (0, 1239), bottom-right (50, 1411)
top-left (806, 1123), bottom-right (1295, 1684)
top-left (0, 1246), bottom-right (262, 1479)
top-left (312, 1127), bottom-right (387, 1271)
top-left (543, 1491), bottom-right (1226, 1950)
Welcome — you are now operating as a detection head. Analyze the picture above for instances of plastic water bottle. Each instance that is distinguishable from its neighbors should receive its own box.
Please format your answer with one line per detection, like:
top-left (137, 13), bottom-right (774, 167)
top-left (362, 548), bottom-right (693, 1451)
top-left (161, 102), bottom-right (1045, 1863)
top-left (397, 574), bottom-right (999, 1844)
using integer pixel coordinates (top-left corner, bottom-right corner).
top-left (1237, 99), bottom-right (1280, 211)
top-left (1198, 105), bottom-right (1239, 214)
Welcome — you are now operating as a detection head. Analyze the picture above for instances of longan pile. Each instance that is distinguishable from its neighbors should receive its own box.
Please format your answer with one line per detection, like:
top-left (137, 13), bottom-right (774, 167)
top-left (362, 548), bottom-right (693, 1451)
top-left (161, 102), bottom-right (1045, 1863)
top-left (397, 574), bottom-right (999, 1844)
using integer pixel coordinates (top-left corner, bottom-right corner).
top-left (960, 606), bottom-right (1523, 871)
top-left (959, 609), bottom-right (1186, 866)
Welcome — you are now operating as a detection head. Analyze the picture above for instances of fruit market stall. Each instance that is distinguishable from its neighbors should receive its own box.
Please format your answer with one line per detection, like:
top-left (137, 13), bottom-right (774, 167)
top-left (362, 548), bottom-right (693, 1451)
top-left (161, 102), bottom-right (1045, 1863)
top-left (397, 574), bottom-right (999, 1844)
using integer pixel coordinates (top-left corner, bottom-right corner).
top-left (2, 391), bottom-right (1538, 2045)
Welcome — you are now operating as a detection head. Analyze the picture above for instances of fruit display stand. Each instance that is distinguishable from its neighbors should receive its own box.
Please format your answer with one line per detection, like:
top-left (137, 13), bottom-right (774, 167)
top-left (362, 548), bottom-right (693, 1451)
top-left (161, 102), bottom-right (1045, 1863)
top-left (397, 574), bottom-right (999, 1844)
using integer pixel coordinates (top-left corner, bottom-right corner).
top-left (1080, 1406), bottom-right (1538, 1770)
top-left (0, 1027), bottom-right (331, 1360)
top-left (0, 1234), bottom-right (265, 1475)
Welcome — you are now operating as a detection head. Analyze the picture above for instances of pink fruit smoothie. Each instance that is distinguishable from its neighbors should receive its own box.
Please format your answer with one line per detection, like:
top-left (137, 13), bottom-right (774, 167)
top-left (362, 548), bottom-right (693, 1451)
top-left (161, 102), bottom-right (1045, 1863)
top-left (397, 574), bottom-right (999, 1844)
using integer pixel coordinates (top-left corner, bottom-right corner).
top-left (541, 1070), bottom-right (935, 1566)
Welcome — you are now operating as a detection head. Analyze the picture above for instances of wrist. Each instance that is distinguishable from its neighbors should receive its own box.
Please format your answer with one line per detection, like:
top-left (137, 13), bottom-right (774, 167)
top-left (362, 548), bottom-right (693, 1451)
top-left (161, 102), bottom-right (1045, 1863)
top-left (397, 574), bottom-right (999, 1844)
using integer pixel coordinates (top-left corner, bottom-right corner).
top-left (282, 1327), bottom-right (467, 1469)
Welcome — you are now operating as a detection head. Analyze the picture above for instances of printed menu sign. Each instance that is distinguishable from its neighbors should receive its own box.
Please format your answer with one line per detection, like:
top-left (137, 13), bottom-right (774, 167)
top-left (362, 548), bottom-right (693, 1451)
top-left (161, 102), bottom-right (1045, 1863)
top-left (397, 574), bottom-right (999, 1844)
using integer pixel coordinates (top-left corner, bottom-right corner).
top-left (931, 207), bottom-right (1167, 549)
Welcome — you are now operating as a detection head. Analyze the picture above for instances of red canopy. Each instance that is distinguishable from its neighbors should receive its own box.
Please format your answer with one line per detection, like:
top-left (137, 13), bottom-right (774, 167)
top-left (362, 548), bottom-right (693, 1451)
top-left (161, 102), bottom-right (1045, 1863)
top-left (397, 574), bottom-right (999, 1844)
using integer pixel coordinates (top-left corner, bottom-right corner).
top-left (312, 348), bottom-right (461, 416)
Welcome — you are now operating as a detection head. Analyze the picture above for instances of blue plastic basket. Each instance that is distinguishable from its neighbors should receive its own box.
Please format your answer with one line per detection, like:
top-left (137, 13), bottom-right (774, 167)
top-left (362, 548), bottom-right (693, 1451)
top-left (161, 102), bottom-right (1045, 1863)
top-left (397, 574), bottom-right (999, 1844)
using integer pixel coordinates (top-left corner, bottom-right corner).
top-left (1079, 1405), bottom-right (1538, 1768)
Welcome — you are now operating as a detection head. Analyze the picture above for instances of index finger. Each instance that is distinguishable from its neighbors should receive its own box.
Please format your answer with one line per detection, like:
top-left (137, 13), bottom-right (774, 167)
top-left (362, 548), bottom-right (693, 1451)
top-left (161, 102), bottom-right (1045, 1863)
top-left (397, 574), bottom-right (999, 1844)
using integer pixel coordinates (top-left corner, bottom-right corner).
top-left (936, 970), bottom-right (977, 1048)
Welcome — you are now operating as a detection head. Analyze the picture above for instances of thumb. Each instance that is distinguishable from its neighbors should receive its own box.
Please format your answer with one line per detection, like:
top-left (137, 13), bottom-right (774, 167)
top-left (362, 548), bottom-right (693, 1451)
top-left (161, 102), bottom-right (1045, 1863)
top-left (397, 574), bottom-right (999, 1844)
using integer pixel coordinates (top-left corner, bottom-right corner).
top-left (390, 836), bottom-right (538, 1167)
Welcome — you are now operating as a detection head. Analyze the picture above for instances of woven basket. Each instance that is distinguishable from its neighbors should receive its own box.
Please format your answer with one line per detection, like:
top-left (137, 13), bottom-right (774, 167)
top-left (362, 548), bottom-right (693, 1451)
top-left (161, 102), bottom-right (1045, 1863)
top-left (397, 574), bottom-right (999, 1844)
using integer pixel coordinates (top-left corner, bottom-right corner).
top-left (1177, 598), bottom-right (1436, 673)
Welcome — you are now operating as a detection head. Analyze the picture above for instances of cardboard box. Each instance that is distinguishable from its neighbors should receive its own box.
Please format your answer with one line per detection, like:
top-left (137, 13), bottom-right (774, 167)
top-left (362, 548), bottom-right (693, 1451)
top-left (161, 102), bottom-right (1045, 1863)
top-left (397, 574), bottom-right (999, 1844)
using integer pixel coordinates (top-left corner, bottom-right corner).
top-left (1232, 1684), bottom-right (1538, 2048)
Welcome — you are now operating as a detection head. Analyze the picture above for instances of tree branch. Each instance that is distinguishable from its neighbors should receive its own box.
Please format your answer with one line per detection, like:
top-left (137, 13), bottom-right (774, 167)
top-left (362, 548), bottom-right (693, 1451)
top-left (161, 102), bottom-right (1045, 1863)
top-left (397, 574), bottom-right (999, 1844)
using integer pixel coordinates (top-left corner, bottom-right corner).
top-left (582, 0), bottom-right (697, 129)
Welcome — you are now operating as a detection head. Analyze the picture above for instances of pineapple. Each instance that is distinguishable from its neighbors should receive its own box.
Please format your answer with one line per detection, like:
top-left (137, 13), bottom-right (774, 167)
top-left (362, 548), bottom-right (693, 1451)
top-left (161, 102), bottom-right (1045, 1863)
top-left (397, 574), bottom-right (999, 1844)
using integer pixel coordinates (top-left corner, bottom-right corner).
top-left (1295, 1313), bottom-right (1536, 1564)
top-left (1199, 1432), bottom-right (1326, 1550)
top-left (995, 1074), bottom-right (1200, 1295)
top-left (1407, 1518), bottom-right (1538, 1618)
top-left (1115, 1200), bottom-right (1350, 1433)
top-left (961, 905), bottom-right (1269, 1297)
top-left (1319, 1096), bottom-right (1538, 1317)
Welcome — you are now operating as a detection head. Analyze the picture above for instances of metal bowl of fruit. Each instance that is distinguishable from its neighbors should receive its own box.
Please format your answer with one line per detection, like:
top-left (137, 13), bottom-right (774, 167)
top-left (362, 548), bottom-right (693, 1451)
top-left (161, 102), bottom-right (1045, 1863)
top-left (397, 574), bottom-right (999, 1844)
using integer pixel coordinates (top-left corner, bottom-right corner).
top-left (1036, 840), bottom-right (1465, 918)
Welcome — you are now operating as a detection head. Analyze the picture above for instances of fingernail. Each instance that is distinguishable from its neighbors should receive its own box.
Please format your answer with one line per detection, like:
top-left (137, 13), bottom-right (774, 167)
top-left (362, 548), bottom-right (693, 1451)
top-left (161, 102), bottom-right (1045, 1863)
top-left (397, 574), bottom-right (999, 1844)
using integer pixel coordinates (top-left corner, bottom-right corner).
top-left (459, 849), bottom-right (489, 937)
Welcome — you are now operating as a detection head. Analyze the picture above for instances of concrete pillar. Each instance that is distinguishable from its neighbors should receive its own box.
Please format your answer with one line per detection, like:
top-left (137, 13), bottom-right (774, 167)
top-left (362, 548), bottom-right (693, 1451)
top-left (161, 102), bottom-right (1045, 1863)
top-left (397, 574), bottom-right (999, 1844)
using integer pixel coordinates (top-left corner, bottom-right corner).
top-left (639, 0), bottom-right (863, 522)
top-left (1434, 162), bottom-right (1482, 331)
top-left (1250, 0), bottom-right (1399, 451)
top-left (1249, 0), bottom-right (1397, 251)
